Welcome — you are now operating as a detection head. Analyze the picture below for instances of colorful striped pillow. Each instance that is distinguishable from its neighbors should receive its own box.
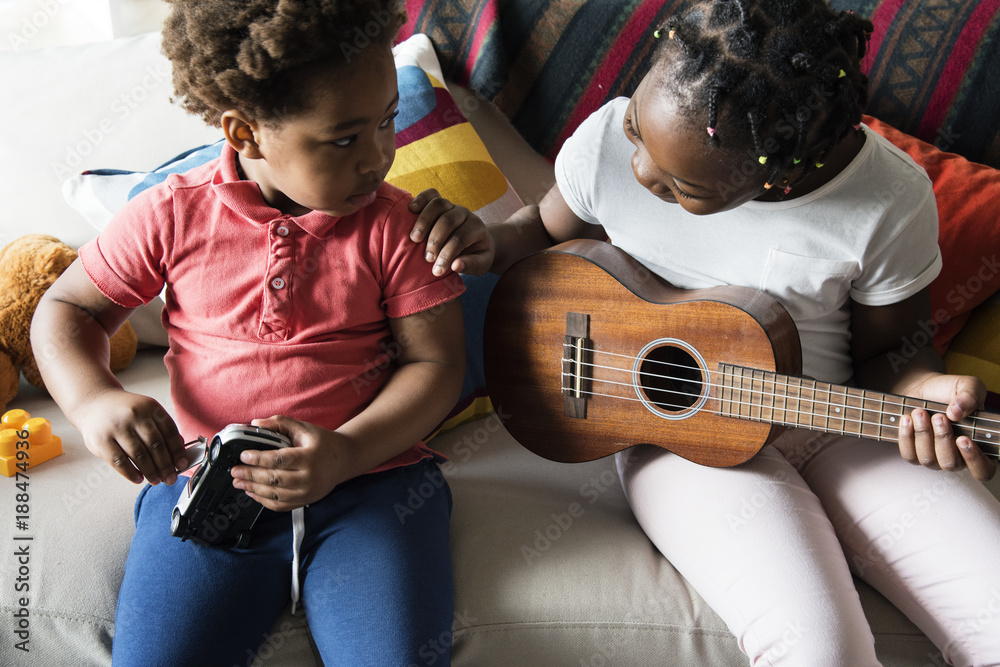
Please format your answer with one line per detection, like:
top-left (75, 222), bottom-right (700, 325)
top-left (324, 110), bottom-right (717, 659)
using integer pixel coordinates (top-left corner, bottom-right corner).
top-left (401, 0), bottom-right (1000, 168)
top-left (843, 0), bottom-right (1000, 168)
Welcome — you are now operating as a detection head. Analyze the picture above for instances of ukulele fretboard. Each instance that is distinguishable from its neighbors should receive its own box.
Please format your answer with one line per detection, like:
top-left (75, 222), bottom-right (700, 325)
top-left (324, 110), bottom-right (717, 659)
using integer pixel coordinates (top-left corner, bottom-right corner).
top-left (718, 363), bottom-right (1000, 458)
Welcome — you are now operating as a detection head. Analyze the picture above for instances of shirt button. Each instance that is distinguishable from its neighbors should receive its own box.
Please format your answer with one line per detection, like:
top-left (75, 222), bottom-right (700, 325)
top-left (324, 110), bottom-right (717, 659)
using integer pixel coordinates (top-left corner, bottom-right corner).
top-left (271, 277), bottom-right (286, 290)
top-left (276, 225), bottom-right (290, 237)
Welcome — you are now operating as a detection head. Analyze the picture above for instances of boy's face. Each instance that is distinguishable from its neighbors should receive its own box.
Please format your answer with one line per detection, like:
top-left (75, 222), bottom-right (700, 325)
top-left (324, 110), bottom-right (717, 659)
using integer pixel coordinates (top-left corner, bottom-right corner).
top-left (240, 46), bottom-right (400, 218)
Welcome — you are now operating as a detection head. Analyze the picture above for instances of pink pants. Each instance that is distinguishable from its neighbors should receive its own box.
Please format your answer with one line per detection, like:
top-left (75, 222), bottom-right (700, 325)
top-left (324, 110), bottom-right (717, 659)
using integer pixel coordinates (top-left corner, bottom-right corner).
top-left (616, 430), bottom-right (1000, 666)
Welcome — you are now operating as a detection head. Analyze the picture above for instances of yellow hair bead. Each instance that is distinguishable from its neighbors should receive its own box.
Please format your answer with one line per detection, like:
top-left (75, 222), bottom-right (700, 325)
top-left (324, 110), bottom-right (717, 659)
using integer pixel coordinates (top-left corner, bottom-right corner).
top-left (758, 156), bottom-right (767, 165)
top-left (838, 69), bottom-right (846, 78)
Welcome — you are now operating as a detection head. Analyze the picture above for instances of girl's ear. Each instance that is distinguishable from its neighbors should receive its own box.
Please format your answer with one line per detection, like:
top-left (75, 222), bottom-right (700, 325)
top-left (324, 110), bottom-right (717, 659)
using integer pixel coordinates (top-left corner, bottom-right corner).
top-left (221, 110), bottom-right (263, 159)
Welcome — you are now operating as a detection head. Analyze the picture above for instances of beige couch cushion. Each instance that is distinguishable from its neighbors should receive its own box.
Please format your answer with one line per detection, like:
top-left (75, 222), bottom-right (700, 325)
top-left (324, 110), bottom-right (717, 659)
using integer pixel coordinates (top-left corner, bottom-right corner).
top-left (440, 417), bottom-right (1000, 666)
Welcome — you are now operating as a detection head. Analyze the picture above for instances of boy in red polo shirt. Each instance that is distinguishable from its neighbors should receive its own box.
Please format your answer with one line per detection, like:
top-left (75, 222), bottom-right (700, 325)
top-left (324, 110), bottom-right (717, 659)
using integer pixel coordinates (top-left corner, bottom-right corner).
top-left (32, 1), bottom-right (470, 664)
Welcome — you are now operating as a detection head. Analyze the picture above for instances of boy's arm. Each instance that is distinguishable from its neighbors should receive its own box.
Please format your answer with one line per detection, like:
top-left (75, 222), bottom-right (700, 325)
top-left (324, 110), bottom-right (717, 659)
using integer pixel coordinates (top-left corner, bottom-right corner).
top-left (30, 260), bottom-right (186, 484)
top-left (232, 297), bottom-right (466, 511)
top-left (851, 288), bottom-right (995, 481)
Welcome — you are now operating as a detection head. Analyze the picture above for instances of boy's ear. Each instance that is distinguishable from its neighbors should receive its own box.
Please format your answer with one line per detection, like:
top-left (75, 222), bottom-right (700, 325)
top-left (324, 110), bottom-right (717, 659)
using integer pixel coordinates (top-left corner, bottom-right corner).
top-left (221, 111), bottom-right (263, 159)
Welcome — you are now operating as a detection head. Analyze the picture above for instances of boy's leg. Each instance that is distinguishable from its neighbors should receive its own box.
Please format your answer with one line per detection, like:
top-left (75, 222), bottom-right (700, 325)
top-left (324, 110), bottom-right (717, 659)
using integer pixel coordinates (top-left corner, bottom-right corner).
top-left (795, 434), bottom-right (1000, 667)
top-left (300, 459), bottom-right (455, 667)
top-left (616, 442), bottom-right (881, 667)
top-left (113, 481), bottom-right (294, 667)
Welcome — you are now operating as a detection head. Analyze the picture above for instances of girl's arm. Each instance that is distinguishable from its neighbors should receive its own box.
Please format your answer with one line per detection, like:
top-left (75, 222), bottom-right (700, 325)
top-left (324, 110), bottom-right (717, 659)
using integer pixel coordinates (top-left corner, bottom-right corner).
top-left (30, 260), bottom-right (187, 485)
top-left (489, 184), bottom-right (609, 274)
top-left (851, 288), bottom-right (996, 481)
top-left (231, 298), bottom-right (467, 511)
top-left (409, 184), bottom-right (607, 276)
top-left (408, 189), bottom-right (495, 276)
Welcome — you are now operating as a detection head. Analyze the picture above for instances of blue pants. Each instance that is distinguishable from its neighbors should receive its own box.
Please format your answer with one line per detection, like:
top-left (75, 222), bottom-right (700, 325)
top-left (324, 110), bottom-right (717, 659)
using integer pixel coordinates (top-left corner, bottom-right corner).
top-left (113, 459), bottom-right (454, 667)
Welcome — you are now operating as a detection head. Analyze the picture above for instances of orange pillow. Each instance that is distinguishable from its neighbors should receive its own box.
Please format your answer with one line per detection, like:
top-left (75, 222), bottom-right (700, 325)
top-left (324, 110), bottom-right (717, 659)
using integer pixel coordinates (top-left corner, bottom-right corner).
top-left (864, 115), bottom-right (1000, 354)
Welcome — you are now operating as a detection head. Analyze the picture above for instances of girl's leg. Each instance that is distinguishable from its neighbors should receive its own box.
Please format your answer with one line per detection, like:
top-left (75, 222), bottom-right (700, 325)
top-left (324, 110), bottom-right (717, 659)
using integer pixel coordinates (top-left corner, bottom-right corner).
top-left (113, 481), bottom-right (293, 667)
top-left (789, 433), bottom-right (1000, 667)
top-left (616, 443), bottom-right (881, 667)
top-left (300, 459), bottom-right (454, 667)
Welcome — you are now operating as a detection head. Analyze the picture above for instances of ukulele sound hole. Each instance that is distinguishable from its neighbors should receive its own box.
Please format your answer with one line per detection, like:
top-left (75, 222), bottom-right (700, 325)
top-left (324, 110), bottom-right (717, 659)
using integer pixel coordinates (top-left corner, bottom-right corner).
top-left (638, 344), bottom-right (704, 413)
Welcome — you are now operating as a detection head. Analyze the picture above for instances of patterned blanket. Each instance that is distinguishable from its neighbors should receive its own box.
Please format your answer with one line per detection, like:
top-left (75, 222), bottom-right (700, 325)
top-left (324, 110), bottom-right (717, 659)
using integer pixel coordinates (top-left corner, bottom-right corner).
top-left (400, 0), bottom-right (1000, 168)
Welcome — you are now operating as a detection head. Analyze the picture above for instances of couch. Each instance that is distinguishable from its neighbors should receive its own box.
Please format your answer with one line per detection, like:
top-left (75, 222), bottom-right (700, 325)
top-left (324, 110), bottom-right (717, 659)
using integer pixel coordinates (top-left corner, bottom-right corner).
top-left (2, 1), bottom-right (999, 665)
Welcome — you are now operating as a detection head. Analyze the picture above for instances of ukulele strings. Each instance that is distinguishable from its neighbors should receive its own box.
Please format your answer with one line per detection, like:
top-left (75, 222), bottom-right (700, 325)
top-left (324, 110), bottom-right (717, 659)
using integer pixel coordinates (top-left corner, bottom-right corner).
top-left (562, 369), bottom-right (912, 434)
top-left (560, 372), bottom-right (1000, 457)
top-left (562, 345), bottom-right (1000, 446)
top-left (576, 347), bottom-right (992, 423)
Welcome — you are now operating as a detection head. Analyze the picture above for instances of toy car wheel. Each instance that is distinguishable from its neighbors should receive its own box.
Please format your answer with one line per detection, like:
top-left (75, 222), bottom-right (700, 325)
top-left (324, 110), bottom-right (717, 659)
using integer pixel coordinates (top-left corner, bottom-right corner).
top-left (170, 507), bottom-right (187, 538)
top-left (235, 530), bottom-right (251, 549)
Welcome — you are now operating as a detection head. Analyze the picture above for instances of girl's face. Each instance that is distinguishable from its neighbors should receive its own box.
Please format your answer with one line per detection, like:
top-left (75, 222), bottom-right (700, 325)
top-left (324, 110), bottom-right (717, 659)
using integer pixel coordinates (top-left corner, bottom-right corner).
top-left (623, 64), bottom-right (770, 215)
top-left (242, 45), bottom-right (399, 218)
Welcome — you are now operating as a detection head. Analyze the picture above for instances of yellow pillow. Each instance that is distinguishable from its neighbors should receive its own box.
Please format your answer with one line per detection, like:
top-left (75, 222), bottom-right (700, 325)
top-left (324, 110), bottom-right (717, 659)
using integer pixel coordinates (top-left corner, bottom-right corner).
top-left (944, 296), bottom-right (1000, 394)
top-left (389, 35), bottom-right (520, 440)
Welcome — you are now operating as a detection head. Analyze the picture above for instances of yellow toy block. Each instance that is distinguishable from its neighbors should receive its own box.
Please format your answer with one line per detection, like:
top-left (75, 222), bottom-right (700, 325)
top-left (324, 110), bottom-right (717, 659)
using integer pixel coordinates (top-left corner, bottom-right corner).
top-left (0, 410), bottom-right (63, 476)
top-left (1, 409), bottom-right (29, 430)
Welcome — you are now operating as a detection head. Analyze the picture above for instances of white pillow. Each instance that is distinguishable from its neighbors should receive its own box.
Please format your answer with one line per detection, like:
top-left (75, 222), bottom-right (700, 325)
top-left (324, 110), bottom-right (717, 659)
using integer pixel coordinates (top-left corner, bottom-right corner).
top-left (0, 31), bottom-right (221, 250)
top-left (109, 0), bottom-right (171, 38)
top-left (0, 0), bottom-right (113, 52)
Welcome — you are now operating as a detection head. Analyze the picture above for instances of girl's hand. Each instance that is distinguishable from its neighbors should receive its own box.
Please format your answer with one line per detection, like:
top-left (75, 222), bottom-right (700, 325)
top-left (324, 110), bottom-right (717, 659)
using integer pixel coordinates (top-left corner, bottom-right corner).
top-left (897, 373), bottom-right (996, 481)
top-left (230, 415), bottom-right (351, 511)
top-left (408, 188), bottom-right (495, 276)
top-left (77, 389), bottom-right (185, 486)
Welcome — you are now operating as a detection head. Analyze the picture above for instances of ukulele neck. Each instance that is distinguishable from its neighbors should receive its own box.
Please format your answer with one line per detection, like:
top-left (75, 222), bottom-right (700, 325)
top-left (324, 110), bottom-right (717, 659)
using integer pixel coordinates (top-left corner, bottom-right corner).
top-left (717, 364), bottom-right (1000, 459)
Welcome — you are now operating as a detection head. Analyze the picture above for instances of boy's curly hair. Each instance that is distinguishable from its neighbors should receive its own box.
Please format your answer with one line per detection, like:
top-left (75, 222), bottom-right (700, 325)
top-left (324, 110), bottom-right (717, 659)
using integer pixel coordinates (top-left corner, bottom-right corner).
top-left (163, 0), bottom-right (406, 127)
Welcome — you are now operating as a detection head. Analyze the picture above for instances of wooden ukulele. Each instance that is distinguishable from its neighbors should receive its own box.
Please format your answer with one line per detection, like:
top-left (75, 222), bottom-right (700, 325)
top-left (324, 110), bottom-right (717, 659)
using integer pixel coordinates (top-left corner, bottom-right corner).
top-left (483, 239), bottom-right (1000, 467)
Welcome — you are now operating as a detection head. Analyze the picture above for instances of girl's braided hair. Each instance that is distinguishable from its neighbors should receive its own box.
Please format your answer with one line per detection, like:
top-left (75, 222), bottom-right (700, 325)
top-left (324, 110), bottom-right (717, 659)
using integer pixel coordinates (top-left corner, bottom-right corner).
top-left (655, 0), bottom-right (873, 189)
top-left (162, 0), bottom-right (406, 127)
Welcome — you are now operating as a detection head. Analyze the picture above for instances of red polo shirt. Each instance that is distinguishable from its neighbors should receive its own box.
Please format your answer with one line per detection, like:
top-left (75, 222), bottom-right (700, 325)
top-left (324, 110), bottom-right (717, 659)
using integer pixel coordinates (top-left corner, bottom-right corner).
top-left (79, 144), bottom-right (464, 473)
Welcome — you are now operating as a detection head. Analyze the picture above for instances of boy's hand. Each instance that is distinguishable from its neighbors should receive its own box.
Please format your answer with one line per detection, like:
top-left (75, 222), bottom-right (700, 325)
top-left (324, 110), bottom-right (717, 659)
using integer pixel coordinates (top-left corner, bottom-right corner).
top-left (409, 188), bottom-right (495, 276)
top-left (897, 373), bottom-right (996, 481)
top-left (230, 415), bottom-right (351, 511)
top-left (77, 389), bottom-right (186, 486)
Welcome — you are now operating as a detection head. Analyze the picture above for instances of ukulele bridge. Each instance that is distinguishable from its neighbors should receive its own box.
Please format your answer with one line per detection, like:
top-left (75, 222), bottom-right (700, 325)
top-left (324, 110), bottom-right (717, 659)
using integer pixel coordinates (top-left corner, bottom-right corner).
top-left (562, 312), bottom-right (592, 418)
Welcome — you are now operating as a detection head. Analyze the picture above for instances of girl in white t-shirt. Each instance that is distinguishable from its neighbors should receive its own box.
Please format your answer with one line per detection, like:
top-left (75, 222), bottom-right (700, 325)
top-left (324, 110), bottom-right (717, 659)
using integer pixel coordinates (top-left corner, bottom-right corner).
top-left (414, 0), bottom-right (1000, 664)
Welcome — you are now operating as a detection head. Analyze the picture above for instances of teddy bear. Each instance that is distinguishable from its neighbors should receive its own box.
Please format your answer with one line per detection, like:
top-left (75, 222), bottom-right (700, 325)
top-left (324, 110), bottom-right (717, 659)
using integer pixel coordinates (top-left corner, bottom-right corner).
top-left (0, 234), bottom-right (137, 413)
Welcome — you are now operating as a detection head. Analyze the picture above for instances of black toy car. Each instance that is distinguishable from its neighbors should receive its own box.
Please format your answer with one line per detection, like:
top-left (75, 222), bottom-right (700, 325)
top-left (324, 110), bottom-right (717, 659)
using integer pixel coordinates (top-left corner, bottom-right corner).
top-left (170, 423), bottom-right (291, 548)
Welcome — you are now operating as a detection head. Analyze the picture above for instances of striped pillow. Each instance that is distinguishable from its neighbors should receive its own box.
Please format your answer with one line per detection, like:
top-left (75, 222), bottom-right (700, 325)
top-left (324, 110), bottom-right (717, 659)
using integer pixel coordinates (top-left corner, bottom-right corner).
top-left (401, 0), bottom-right (1000, 168)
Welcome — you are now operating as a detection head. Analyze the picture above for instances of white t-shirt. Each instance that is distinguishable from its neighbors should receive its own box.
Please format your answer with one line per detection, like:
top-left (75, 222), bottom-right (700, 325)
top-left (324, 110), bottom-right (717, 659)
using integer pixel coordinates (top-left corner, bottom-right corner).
top-left (555, 98), bottom-right (942, 384)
